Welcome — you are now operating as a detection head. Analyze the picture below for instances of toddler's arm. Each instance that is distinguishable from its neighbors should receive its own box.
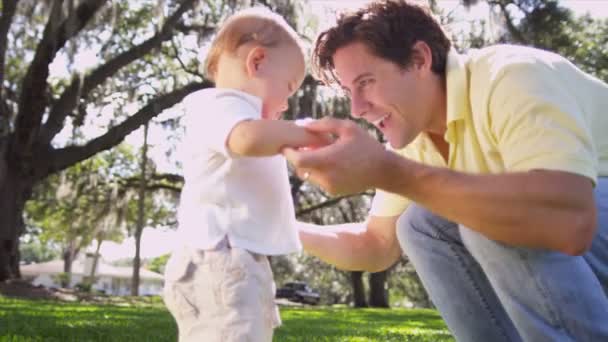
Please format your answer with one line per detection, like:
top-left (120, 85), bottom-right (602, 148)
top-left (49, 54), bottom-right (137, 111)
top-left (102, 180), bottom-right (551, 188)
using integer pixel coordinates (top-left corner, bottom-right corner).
top-left (227, 119), bottom-right (330, 157)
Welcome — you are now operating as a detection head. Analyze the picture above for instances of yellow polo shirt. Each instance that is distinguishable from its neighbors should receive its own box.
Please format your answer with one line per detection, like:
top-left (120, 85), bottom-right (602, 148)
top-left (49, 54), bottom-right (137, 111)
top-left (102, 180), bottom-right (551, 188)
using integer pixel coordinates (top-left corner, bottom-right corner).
top-left (371, 44), bottom-right (608, 217)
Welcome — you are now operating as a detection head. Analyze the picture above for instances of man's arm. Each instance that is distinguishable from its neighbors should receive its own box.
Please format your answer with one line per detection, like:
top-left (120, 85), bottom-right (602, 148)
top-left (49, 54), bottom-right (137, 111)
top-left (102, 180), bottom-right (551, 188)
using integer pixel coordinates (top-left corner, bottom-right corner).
top-left (228, 120), bottom-right (329, 157)
top-left (285, 118), bottom-right (596, 255)
top-left (383, 154), bottom-right (596, 256)
top-left (297, 215), bottom-right (402, 272)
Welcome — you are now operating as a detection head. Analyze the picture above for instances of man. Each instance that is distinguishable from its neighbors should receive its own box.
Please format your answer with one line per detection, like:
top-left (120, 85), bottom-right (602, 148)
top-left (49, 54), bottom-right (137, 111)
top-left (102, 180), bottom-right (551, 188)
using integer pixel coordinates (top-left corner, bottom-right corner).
top-left (286, 1), bottom-right (608, 341)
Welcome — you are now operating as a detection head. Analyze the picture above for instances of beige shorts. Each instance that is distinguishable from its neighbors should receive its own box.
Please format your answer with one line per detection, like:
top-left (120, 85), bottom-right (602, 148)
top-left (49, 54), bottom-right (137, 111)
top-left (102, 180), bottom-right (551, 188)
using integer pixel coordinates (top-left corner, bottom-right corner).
top-left (162, 244), bottom-right (281, 342)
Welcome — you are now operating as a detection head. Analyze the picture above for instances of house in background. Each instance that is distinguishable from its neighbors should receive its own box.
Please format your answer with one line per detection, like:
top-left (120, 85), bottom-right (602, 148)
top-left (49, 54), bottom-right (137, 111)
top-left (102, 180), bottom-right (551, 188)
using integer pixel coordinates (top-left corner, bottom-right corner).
top-left (20, 254), bottom-right (164, 296)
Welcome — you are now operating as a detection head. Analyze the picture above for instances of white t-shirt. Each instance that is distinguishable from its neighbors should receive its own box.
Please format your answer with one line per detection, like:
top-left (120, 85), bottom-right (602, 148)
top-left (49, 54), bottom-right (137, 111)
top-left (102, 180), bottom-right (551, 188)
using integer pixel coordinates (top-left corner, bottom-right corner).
top-left (177, 88), bottom-right (302, 255)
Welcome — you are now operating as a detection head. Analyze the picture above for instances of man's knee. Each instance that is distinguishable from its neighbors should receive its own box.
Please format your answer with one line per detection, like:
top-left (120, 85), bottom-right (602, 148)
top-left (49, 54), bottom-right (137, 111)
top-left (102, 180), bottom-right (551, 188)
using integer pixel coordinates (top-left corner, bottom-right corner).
top-left (396, 204), bottom-right (459, 248)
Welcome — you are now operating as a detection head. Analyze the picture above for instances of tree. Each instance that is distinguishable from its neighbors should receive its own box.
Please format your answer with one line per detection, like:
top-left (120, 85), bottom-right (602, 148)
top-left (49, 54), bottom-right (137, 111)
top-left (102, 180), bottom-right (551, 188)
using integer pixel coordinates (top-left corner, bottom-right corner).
top-left (368, 270), bottom-right (390, 308)
top-left (131, 122), bottom-right (149, 295)
top-left (351, 271), bottom-right (368, 307)
top-left (0, 0), bottom-right (220, 280)
top-left (19, 226), bottom-right (61, 264)
top-left (25, 146), bottom-right (135, 286)
top-left (473, 0), bottom-right (608, 84)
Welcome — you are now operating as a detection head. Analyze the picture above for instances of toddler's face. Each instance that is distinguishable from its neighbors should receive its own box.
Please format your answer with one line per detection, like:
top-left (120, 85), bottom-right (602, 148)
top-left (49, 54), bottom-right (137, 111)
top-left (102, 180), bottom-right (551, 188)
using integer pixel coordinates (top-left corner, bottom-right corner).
top-left (259, 46), bottom-right (305, 120)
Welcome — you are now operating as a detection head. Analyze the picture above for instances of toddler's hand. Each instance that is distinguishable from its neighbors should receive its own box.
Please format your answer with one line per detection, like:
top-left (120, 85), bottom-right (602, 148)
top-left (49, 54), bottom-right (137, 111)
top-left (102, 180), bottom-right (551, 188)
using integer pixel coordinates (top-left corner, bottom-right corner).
top-left (295, 118), bottom-right (334, 150)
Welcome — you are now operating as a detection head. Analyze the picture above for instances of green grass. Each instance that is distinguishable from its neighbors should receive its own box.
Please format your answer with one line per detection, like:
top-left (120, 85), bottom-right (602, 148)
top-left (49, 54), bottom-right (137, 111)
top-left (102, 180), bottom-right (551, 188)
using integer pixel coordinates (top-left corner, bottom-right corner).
top-left (274, 306), bottom-right (453, 341)
top-left (0, 296), bottom-right (453, 341)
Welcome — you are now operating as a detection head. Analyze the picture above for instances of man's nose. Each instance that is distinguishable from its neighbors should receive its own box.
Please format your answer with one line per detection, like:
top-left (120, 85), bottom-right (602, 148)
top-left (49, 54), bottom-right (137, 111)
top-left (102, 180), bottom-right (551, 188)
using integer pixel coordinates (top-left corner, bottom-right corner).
top-left (350, 93), bottom-right (370, 118)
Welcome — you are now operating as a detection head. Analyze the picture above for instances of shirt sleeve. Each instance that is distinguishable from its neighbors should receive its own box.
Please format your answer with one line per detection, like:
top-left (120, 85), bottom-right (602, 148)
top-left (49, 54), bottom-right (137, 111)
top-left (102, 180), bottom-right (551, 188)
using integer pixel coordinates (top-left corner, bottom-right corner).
top-left (369, 189), bottom-right (411, 217)
top-left (184, 90), bottom-right (260, 157)
top-left (369, 144), bottom-right (419, 217)
top-left (488, 62), bottom-right (597, 183)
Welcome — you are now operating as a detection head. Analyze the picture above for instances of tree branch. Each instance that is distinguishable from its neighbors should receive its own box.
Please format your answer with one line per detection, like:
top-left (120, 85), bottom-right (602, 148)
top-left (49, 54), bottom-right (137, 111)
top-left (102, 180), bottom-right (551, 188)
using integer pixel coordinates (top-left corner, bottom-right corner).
top-left (174, 22), bottom-right (215, 37)
top-left (39, 0), bottom-right (200, 145)
top-left (296, 192), bottom-right (373, 217)
top-left (491, 0), bottom-right (527, 44)
top-left (0, 0), bottom-right (19, 136)
top-left (151, 173), bottom-right (184, 183)
top-left (0, 0), bottom-right (19, 113)
top-left (13, 0), bottom-right (107, 158)
top-left (144, 183), bottom-right (181, 193)
top-left (121, 173), bottom-right (184, 186)
top-left (44, 81), bottom-right (211, 178)
top-left (171, 38), bottom-right (203, 79)
top-left (121, 173), bottom-right (184, 194)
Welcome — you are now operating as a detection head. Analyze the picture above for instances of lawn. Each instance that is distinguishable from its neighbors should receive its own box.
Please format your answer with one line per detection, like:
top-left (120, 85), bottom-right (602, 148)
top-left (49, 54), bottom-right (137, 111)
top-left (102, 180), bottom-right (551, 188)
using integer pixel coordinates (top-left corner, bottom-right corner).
top-left (0, 296), bottom-right (453, 341)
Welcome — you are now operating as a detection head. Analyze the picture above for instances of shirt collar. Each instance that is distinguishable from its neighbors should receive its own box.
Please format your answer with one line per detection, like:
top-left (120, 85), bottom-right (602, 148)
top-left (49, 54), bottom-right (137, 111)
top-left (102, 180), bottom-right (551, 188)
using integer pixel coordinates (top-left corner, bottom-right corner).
top-left (226, 88), bottom-right (263, 116)
top-left (445, 49), bottom-right (469, 125)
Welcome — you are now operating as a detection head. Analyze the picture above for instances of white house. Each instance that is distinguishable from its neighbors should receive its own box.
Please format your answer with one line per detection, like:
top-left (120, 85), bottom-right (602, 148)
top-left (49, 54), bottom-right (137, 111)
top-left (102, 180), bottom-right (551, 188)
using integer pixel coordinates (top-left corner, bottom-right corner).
top-left (20, 254), bottom-right (164, 296)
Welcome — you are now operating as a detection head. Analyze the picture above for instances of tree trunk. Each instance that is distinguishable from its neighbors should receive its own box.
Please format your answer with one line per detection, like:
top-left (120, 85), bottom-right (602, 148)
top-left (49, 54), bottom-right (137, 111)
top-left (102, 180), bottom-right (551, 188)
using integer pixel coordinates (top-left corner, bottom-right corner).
top-left (62, 248), bottom-right (73, 288)
top-left (131, 123), bottom-right (148, 296)
top-left (61, 239), bottom-right (81, 288)
top-left (91, 239), bottom-right (102, 278)
top-left (0, 159), bottom-right (30, 281)
top-left (132, 229), bottom-right (143, 296)
top-left (86, 239), bottom-right (103, 286)
top-left (351, 271), bottom-right (368, 308)
top-left (368, 270), bottom-right (390, 308)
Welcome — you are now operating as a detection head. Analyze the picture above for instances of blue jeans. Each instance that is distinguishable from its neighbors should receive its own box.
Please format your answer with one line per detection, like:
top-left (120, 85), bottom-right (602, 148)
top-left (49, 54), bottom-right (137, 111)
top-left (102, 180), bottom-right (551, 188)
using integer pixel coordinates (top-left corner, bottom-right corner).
top-left (397, 177), bottom-right (608, 342)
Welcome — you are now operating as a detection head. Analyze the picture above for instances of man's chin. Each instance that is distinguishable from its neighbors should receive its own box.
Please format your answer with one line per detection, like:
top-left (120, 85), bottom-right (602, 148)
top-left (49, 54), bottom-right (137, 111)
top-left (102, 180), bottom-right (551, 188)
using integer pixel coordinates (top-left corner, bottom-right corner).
top-left (386, 138), bottom-right (405, 149)
top-left (387, 134), bottom-right (416, 150)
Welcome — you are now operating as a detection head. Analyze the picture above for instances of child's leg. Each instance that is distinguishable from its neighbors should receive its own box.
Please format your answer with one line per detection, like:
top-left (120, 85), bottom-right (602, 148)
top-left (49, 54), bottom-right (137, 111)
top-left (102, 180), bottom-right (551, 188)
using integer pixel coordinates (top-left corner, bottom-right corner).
top-left (162, 246), bottom-right (279, 342)
top-left (218, 248), bottom-right (280, 341)
top-left (163, 248), bottom-right (223, 341)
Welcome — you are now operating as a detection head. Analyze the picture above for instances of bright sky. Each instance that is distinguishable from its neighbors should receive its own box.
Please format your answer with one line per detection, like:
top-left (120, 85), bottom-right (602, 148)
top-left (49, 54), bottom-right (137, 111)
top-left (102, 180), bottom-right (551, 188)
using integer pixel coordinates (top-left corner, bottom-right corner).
top-left (92, 0), bottom-right (608, 262)
top-left (100, 228), bottom-right (180, 262)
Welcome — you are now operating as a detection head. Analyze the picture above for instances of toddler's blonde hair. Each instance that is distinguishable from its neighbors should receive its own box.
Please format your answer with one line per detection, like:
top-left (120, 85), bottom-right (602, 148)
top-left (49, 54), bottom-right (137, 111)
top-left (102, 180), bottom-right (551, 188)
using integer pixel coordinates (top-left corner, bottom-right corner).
top-left (204, 7), bottom-right (304, 81)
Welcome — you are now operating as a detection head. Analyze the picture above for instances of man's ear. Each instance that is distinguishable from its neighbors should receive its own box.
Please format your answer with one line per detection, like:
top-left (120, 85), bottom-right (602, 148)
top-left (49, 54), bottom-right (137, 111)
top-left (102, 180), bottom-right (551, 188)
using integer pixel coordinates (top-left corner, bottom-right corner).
top-left (245, 46), bottom-right (266, 77)
top-left (410, 41), bottom-right (433, 74)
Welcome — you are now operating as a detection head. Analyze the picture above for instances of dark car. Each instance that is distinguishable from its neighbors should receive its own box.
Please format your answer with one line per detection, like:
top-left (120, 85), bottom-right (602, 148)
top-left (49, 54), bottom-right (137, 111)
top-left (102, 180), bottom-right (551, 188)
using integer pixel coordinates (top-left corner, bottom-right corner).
top-left (275, 281), bottom-right (320, 305)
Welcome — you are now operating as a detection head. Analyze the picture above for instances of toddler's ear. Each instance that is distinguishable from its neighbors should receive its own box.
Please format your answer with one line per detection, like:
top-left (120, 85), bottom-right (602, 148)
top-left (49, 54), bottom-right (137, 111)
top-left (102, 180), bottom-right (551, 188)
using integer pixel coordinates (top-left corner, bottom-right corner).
top-left (245, 47), bottom-right (266, 77)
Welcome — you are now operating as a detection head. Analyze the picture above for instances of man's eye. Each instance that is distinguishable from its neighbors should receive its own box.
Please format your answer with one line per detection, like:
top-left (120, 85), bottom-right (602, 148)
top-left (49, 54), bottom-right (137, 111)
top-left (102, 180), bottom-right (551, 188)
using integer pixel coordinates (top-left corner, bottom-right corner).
top-left (359, 79), bottom-right (372, 88)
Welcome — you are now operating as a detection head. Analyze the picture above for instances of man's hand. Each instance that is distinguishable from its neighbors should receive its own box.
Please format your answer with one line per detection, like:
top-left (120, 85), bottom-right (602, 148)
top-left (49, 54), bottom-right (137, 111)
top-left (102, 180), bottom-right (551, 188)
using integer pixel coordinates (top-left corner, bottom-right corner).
top-left (283, 117), bottom-right (389, 195)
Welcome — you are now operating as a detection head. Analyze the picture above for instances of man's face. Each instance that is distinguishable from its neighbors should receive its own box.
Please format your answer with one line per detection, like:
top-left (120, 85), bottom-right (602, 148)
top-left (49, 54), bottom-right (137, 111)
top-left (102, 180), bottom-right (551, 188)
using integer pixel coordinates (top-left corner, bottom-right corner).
top-left (332, 42), bottom-right (435, 149)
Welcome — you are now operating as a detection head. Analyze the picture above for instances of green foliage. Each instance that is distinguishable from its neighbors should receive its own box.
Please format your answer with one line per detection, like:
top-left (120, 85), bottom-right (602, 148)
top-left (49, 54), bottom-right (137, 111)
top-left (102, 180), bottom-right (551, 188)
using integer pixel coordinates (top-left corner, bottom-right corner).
top-left (388, 260), bottom-right (433, 309)
top-left (485, 0), bottom-right (608, 82)
top-left (24, 148), bottom-right (137, 259)
top-left (51, 273), bottom-right (71, 288)
top-left (146, 254), bottom-right (170, 274)
top-left (23, 142), bottom-right (177, 266)
top-left (74, 282), bottom-right (94, 293)
top-left (18, 230), bottom-right (61, 264)
top-left (554, 16), bottom-right (608, 83)
top-left (18, 241), bottom-right (60, 265)
top-left (0, 296), bottom-right (452, 341)
top-left (519, 1), bottom-right (572, 47)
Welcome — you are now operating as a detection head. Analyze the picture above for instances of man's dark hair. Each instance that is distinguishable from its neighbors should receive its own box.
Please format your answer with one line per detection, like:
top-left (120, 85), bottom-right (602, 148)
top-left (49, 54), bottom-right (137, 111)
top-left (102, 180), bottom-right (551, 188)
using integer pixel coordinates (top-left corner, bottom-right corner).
top-left (312, 0), bottom-right (451, 85)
